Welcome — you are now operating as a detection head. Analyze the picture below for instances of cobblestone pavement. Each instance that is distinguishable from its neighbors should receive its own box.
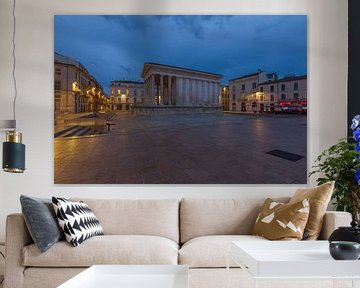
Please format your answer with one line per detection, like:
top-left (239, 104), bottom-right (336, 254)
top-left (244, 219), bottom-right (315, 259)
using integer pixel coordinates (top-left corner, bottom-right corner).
top-left (54, 112), bottom-right (307, 184)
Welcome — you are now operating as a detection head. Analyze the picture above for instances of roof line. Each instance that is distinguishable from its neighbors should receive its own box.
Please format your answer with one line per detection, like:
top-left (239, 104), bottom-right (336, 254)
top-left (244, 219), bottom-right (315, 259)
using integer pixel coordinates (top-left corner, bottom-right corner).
top-left (143, 62), bottom-right (223, 77)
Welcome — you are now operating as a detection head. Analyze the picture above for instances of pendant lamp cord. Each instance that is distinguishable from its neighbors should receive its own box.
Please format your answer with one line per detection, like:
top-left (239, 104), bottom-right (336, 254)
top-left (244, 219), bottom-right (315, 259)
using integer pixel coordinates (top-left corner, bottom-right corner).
top-left (12, 0), bottom-right (17, 129)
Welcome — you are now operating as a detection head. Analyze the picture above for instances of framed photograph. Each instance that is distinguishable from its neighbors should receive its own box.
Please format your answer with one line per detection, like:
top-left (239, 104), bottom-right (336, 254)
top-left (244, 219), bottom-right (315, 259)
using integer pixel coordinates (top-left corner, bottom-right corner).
top-left (54, 15), bottom-right (307, 184)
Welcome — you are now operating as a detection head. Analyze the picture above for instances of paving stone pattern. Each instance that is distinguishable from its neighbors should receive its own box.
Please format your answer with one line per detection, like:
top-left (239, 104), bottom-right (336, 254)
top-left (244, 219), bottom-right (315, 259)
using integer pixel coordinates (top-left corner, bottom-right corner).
top-left (54, 113), bottom-right (307, 184)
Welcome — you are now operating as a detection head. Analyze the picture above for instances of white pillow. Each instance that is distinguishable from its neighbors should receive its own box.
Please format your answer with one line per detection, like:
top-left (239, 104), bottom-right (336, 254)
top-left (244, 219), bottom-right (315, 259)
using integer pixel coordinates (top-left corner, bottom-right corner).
top-left (52, 197), bottom-right (103, 246)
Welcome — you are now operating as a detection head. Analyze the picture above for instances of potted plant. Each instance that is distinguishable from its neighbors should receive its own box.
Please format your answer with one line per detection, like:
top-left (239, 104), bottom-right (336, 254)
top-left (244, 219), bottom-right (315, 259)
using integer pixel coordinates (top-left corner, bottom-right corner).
top-left (309, 115), bottom-right (360, 222)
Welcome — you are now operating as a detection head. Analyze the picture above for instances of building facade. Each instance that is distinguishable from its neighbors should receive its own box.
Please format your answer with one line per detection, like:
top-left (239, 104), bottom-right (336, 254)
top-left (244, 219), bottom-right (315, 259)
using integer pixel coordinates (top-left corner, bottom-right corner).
top-left (109, 81), bottom-right (144, 111)
top-left (140, 63), bottom-right (222, 108)
top-left (229, 70), bottom-right (307, 113)
top-left (258, 75), bottom-right (307, 113)
top-left (54, 52), bottom-right (107, 115)
top-left (229, 70), bottom-right (277, 112)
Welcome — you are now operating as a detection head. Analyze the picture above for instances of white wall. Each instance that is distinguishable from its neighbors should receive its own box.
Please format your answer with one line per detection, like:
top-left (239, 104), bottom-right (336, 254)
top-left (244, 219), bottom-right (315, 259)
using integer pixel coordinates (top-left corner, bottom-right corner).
top-left (0, 0), bottom-right (348, 242)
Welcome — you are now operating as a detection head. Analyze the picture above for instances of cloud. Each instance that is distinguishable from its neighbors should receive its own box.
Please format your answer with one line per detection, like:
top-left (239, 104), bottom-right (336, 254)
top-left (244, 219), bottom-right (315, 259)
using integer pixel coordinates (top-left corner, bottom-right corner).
top-left (55, 15), bottom-right (307, 93)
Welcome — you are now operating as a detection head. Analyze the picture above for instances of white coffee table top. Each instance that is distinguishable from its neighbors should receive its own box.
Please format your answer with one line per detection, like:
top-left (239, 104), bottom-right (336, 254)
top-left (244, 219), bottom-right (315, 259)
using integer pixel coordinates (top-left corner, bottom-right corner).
top-left (58, 265), bottom-right (189, 288)
top-left (231, 240), bottom-right (360, 278)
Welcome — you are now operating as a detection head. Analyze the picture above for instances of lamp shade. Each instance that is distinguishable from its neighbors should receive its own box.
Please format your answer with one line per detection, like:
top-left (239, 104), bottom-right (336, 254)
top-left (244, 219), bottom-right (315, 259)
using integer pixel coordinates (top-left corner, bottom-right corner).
top-left (2, 131), bottom-right (25, 173)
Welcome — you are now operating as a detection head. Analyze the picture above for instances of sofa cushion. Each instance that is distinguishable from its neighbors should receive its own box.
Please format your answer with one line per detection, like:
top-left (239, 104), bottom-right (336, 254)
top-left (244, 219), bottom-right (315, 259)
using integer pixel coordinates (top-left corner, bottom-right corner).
top-left (20, 195), bottom-right (64, 253)
top-left (23, 235), bottom-right (178, 267)
top-left (72, 198), bottom-right (179, 243)
top-left (52, 197), bottom-right (104, 247)
top-left (252, 198), bottom-right (310, 240)
top-left (290, 181), bottom-right (334, 240)
top-left (180, 198), bottom-right (289, 243)
top-left (179, 235), bottom-right (267, 268)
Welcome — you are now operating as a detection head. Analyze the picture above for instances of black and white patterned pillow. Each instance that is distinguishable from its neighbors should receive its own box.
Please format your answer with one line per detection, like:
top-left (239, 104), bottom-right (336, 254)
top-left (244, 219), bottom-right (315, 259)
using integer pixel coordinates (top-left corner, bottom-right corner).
top-left (52, 197), bottom-right (104, 247)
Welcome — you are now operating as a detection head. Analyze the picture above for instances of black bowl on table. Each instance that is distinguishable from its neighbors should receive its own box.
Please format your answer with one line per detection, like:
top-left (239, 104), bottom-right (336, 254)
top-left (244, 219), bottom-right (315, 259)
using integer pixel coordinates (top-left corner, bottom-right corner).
top-left (329, 241), bottom-right (360, 260)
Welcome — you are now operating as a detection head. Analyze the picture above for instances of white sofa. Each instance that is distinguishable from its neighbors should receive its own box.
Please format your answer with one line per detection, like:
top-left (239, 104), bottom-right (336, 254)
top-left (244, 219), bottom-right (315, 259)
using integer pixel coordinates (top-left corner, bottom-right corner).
top-left (4, 198), bottom-right (352, 288)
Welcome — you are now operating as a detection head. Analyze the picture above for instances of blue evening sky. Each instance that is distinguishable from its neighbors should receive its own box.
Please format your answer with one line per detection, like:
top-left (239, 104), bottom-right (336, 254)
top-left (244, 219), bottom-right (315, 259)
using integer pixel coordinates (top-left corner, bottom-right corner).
top-left (54, 15), bottom-right (307, 94)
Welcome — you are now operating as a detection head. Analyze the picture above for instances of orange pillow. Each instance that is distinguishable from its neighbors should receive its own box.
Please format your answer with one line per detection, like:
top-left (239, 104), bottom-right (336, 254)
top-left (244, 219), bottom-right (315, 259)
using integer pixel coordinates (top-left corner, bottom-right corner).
top-left (289, 181), bottom-right (334, 240)
top-left (252, 198), bottom-right (310, 240)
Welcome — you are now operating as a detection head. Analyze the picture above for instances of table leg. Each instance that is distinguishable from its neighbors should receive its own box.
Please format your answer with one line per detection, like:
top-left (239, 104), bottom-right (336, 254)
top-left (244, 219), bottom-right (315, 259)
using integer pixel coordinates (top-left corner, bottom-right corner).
top-left (226, 251), bottom-right (230, 288)
top-left (252, 278), bottom-right (258, 288)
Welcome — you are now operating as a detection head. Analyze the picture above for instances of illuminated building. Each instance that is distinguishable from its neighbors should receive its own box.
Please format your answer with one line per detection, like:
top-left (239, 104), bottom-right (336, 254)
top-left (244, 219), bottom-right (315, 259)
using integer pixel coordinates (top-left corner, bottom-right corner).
top-left (228, 70), bottom-right (277, 112)
top-left (54, 52), bottom-right (107, 115)
top-left (258, 75), bottom-right (307, 113)
top-left (109, 81), bottom-right (144, 111)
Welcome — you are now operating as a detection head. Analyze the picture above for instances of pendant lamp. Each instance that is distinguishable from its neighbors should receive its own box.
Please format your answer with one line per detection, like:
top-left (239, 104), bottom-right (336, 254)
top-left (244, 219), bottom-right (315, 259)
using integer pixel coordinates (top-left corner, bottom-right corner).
top-left (1, 0), bottom-right (26, 173)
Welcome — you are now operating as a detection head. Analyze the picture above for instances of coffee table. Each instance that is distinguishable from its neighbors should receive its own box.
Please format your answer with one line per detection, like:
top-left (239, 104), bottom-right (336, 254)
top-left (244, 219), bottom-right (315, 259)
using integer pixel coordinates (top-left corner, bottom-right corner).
top-left (58, 265), bottom-right (189, 288)
top-left (228, 241), bottom-right (360, 288)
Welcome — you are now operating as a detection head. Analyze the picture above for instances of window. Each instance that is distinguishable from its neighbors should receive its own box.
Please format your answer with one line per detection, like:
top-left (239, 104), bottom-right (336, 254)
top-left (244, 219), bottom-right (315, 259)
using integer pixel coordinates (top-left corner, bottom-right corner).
top-left (55, 68), bottom-right (61, 76)
top-left (232, 94), bottom-right (235, 101)
top-left (241, 84), bottom-right (245, 91)
top-left (293, 93), bottom-right (299, 100)
top-left (232, 86), bottom-right (236, 92)
top-left (54, 81), bottom-right (61, 90)
top-left (134, 90), bottom-right (137, 96)
top-left (259, 87), bottom-right (263, 92)
top-left (294, 82), bottom-right (299, 91)
top-left (270, 95), bottom-right (274, 102)
top-left (281, 84), bottom-right (285, 91)
top-left (270, 85), bottom-right (274, 92)
top-left (281, 94), bottom-right (286, 100)
top-left (111, 89), bottom-right (114, 95)
top-left (252, 82), bottom-right (257, 89)
top-left (118, 89), bottom-right (121, 95)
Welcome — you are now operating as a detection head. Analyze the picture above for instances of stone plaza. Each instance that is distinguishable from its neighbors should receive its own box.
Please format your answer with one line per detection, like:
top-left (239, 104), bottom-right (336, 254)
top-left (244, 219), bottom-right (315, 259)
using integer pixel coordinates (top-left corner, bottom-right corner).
top-left (54, 113), bottom-right (307, 184)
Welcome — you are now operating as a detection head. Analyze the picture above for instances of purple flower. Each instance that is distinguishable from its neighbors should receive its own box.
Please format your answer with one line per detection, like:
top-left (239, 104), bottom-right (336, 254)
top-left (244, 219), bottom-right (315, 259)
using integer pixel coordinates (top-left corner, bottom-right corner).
top-left (353, 128), bottom-right (360, 142)
top-left (356, 168), bottom-right (360, 186)
top-left (352, 115), bottom-right (360, 130)
top-left (357, 142), bottom-right (360, 152)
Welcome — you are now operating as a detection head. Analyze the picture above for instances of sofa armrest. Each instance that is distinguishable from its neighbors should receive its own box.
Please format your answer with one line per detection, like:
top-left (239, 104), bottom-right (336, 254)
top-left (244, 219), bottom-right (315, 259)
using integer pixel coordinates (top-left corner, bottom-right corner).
top-left (318, 211), bottom-right (352, 240)
top-left (4, 214), bottom-right (32, 288)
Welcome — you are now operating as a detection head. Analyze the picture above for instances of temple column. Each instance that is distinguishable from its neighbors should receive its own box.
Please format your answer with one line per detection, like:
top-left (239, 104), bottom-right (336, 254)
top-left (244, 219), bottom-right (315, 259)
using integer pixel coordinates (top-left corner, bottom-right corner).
top-left (150, 74), bottom-right (154, 104)
top-left (172, 77), bottom-right (177, 106)
top-left (198, 80), bottom-right (203, 105)
top-left (168, 75), bottom-right (172, 106)
top-left (145, 77), bottom-right (149, 104)
top-left (192, 80), bottom-right (197, 106)
top-left (187, 79), bottom-right (192, 105)
top-left (178, 77), bottom-right (183, 106)
top-left (160, 75), bottom-right (164, 105)
top-left (185, 78), bottom-right (190, 105)
top-left (204, 81), bottom-right (209, 104)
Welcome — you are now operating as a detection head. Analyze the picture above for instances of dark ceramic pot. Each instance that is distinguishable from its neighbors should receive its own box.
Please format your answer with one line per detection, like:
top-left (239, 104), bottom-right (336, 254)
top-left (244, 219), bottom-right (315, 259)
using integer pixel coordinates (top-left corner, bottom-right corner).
top-left (329, 241), bottom-right (360, 260)
top-left (328, 221), bottom-right (360, 244)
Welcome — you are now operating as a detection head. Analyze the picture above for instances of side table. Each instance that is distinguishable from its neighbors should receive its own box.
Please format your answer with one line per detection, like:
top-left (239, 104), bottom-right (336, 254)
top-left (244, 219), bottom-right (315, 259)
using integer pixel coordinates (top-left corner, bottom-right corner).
top-left (227, 240), bottom-right (360, 288)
